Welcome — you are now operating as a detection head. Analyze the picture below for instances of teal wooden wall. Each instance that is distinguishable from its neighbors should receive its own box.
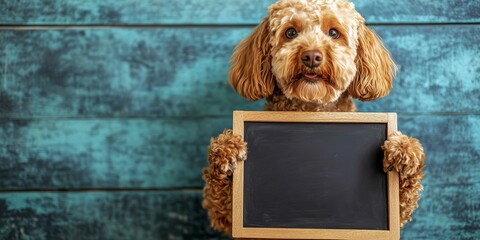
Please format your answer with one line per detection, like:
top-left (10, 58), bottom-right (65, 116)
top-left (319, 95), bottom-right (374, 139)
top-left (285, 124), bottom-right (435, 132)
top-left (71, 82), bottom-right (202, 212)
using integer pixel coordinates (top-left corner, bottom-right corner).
top-left (0, 0), bottom-right (479, 239)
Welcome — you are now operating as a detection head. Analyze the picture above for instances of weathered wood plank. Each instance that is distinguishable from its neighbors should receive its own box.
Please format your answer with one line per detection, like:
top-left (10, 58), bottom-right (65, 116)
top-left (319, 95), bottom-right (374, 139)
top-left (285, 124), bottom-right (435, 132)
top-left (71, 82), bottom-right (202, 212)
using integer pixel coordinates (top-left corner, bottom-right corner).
top-left (354, 0), bottom-right (480, 24)
top-left (0, 191), bottom-right (228, 240)
top-left (398, 115), bottom-right (480, 187)
top-left (0, 115), bottom-right (479, 190)
top-left (399, 115), bottom-right (480, 238)
top-left (0, 28), bottom-right (262, 118)
top-left (0, 118), bottom-right (231, 190)
top-left (0, 0), bottom-right (478, 25)
top-left (0, 188), bottom-right (477, 240)
top-left (356, 25), bottom-right (480, 113)
top-left (402, 185), bottom-right (480, 239)
top-left (1, 26), bottom-right (479, 117)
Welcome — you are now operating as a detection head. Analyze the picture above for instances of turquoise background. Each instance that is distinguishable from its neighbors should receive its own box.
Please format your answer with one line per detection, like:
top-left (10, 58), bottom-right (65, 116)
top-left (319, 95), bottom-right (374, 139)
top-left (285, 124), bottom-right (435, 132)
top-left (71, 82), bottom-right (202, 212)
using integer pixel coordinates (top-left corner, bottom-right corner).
top-left (0, 0), bottom-right (479, 239)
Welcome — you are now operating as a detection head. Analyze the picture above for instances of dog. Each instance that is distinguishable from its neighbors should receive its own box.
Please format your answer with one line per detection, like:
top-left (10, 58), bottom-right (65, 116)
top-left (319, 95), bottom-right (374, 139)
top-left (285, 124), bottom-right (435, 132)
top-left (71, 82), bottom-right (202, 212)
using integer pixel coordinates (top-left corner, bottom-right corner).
top-left (202, 0), bottom-right (425, 236)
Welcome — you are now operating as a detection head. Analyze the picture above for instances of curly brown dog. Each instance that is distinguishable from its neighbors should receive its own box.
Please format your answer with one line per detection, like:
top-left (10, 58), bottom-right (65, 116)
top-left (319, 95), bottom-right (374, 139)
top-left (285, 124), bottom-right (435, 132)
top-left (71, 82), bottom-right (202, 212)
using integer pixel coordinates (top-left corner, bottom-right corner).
top-left (202, 0), bottom-right (425, 237)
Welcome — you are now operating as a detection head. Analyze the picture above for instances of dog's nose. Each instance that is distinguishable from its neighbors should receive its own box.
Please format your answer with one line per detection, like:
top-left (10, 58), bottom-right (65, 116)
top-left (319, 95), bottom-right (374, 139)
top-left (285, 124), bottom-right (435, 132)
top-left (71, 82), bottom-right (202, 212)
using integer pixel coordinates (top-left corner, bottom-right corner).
top-left (301, 50), bottom-right (322, 68)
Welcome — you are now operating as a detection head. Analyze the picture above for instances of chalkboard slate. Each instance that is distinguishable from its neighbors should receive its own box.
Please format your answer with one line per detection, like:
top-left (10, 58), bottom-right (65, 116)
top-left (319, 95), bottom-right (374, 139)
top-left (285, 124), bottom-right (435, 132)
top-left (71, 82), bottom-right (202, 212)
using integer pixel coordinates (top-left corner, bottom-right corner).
top-left (243, 122), bottom-right (388, 230)
top-left (232, 111), bottom-right (400, 240)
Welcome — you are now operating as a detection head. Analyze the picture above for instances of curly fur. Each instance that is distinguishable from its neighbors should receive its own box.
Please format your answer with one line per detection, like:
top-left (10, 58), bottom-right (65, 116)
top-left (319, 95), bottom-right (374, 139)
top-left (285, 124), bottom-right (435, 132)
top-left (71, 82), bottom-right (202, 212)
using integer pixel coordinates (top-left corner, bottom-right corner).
top-left (383, 131), bottom-right (426, 227)
top-left (203, 0), bottom-right (425, 236)
top-left (202, 130), bottom-right (246, 234)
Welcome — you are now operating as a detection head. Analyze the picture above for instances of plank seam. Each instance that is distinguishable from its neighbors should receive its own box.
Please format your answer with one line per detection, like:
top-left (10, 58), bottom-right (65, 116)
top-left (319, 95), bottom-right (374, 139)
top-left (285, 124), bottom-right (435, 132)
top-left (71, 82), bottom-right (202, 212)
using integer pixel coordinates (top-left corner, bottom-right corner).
top-left (0, 187), bottom-right (203, 193)
top-left (1, 112), bottom-right (479, 120)
top-left (0, 22), bottom-right (479, 29)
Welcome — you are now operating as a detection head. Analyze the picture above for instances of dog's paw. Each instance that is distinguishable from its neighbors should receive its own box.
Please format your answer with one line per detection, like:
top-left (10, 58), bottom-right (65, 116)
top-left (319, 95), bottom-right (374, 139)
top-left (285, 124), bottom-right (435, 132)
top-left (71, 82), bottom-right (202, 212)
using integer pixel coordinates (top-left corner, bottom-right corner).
top-left (382, 131), bottom-right (425, 178)
top-left (208, 129), bottom-right (247, 177)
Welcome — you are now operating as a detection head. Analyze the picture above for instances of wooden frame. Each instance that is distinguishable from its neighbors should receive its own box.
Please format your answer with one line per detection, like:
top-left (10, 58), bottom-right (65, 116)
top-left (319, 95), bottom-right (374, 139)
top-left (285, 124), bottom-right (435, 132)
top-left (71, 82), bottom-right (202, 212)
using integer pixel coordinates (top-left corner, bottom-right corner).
top-left (232, 111), bottom-right (399, 240)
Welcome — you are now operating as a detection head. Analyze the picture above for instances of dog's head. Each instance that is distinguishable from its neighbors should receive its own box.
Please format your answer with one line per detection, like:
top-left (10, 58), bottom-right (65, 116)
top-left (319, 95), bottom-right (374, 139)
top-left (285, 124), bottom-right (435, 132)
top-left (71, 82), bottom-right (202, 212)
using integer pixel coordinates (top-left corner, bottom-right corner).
top-left (229, 0), bottom-right (396, 103)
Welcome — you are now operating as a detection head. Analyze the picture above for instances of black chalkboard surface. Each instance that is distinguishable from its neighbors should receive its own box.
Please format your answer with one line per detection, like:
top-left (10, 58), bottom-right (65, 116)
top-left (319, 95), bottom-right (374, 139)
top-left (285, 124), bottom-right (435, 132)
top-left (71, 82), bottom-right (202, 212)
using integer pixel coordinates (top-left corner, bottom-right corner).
top-left (244, 122), bottom-right (387, 229)
top-left (232, 111), bottom-right (400, 240)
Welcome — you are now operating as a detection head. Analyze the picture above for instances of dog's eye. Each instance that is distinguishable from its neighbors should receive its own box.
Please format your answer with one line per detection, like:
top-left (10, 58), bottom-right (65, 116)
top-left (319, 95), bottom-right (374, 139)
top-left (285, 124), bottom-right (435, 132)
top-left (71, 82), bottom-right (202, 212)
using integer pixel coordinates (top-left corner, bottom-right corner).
top-left (285, 28), bottom-right (298, 39)
top-left (328, 28), bottom-right (340, 39)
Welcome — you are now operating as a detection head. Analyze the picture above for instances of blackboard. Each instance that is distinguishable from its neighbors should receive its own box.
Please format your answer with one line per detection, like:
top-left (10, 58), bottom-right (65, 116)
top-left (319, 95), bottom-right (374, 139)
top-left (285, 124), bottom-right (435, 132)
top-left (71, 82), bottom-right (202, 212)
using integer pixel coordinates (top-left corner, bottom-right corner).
top-left (232, 111), bottom-right (400, 240)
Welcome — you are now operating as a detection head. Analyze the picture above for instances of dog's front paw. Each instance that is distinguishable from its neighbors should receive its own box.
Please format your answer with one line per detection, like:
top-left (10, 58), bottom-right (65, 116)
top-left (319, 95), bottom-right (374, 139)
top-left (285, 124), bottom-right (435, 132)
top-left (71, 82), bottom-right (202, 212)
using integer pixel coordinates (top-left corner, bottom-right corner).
top-left (208, 129), bottom-right (247, 177)
top-left (382, 131), bottom-right (425, 178)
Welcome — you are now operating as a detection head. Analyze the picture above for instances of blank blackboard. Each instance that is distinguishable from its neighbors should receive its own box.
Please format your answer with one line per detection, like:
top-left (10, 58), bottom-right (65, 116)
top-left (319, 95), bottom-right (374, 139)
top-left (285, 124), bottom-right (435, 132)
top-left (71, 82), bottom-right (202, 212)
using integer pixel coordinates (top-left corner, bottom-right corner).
top-left (244, 122), bottom-right (387, 229)
top-left (232, 111), bottom-right (400, 240)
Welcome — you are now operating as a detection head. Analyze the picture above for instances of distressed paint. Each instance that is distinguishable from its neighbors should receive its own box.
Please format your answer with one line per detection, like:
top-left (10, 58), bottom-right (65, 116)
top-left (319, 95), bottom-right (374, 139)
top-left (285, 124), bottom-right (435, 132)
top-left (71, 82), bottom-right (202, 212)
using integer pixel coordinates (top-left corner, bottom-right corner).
top-left (353, 0), bottom-right (480, 24)
top-left (1, 26), bottom-right (479, 118)
top-left (0, 191), bottom-right (228, 240)
top-left (0, 118), bottom-right (231, 189)
top-left (0, 0), bottom-right (479, 25)
top-left (0, 28), bottom-right (262, 118)
top-left (358, 25), bottom-right (480, 113)
top-left (0, 0), bottom-right (273, 25)
top-left (1, 114), bottom-right (477, 238)
top-left (400, 115), bottom-right (480, 239)
top-left (0, 0), bottom-right (478, 238)
top-left (0, 187), bottom-right (478, 240)
top-left (402, 185), bottom-right (480, 239)
top-left (0, 115), bottom-right (478, 192)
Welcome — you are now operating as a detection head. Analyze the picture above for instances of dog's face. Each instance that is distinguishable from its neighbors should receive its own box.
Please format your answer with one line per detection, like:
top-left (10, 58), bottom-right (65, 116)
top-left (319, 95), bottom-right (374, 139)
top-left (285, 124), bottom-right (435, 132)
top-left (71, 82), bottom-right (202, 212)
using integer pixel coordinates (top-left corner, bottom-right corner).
top-left (269, 0), bottom-right (360, 103)
top-left (229, 0), bottom-right (396, 103)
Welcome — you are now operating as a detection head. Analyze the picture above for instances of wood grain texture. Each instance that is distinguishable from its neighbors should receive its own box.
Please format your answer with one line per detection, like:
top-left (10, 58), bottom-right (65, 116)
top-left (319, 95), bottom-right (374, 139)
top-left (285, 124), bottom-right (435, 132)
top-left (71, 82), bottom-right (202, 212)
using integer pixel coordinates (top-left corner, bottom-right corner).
top-left (357, 25), bottom-right (480, 113)
top-left (1, 115), bottom-right (476, 238)
top-left (0, 191), bottom-right (228, 240)
top-left (399, 114), bottom-right (480, 238)
top-left (353, 0), bottom-right (480, 24)
top-left (0, 0), bottom-right (478, 25)
top-left (238, 111), bottom-right (392, 122)
top-left (233, 112), bottom-right (398, 239)
top-left (0, 28), bottom-right (261, 118)
top-left (402, 185), bottom-right (480, 240)
top-left (0, 118), bottom-right (230, 190)
top-left (0, 186), bottom-right (477, 240)
top-left (1, 114), bottom-right (478, 192)
top-left (1, 0), bottom-right (479, 238)
top-left (1, 26), bottom-right (479, 118)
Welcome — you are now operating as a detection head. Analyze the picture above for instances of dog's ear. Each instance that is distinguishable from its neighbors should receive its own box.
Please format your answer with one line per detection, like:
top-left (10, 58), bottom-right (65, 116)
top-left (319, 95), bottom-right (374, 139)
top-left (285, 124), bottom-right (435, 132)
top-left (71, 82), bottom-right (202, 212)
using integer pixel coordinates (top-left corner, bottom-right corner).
top-left (348, 23), bottom-right (397, 101)
top-left (229, 18), bottom-right (274, 100)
